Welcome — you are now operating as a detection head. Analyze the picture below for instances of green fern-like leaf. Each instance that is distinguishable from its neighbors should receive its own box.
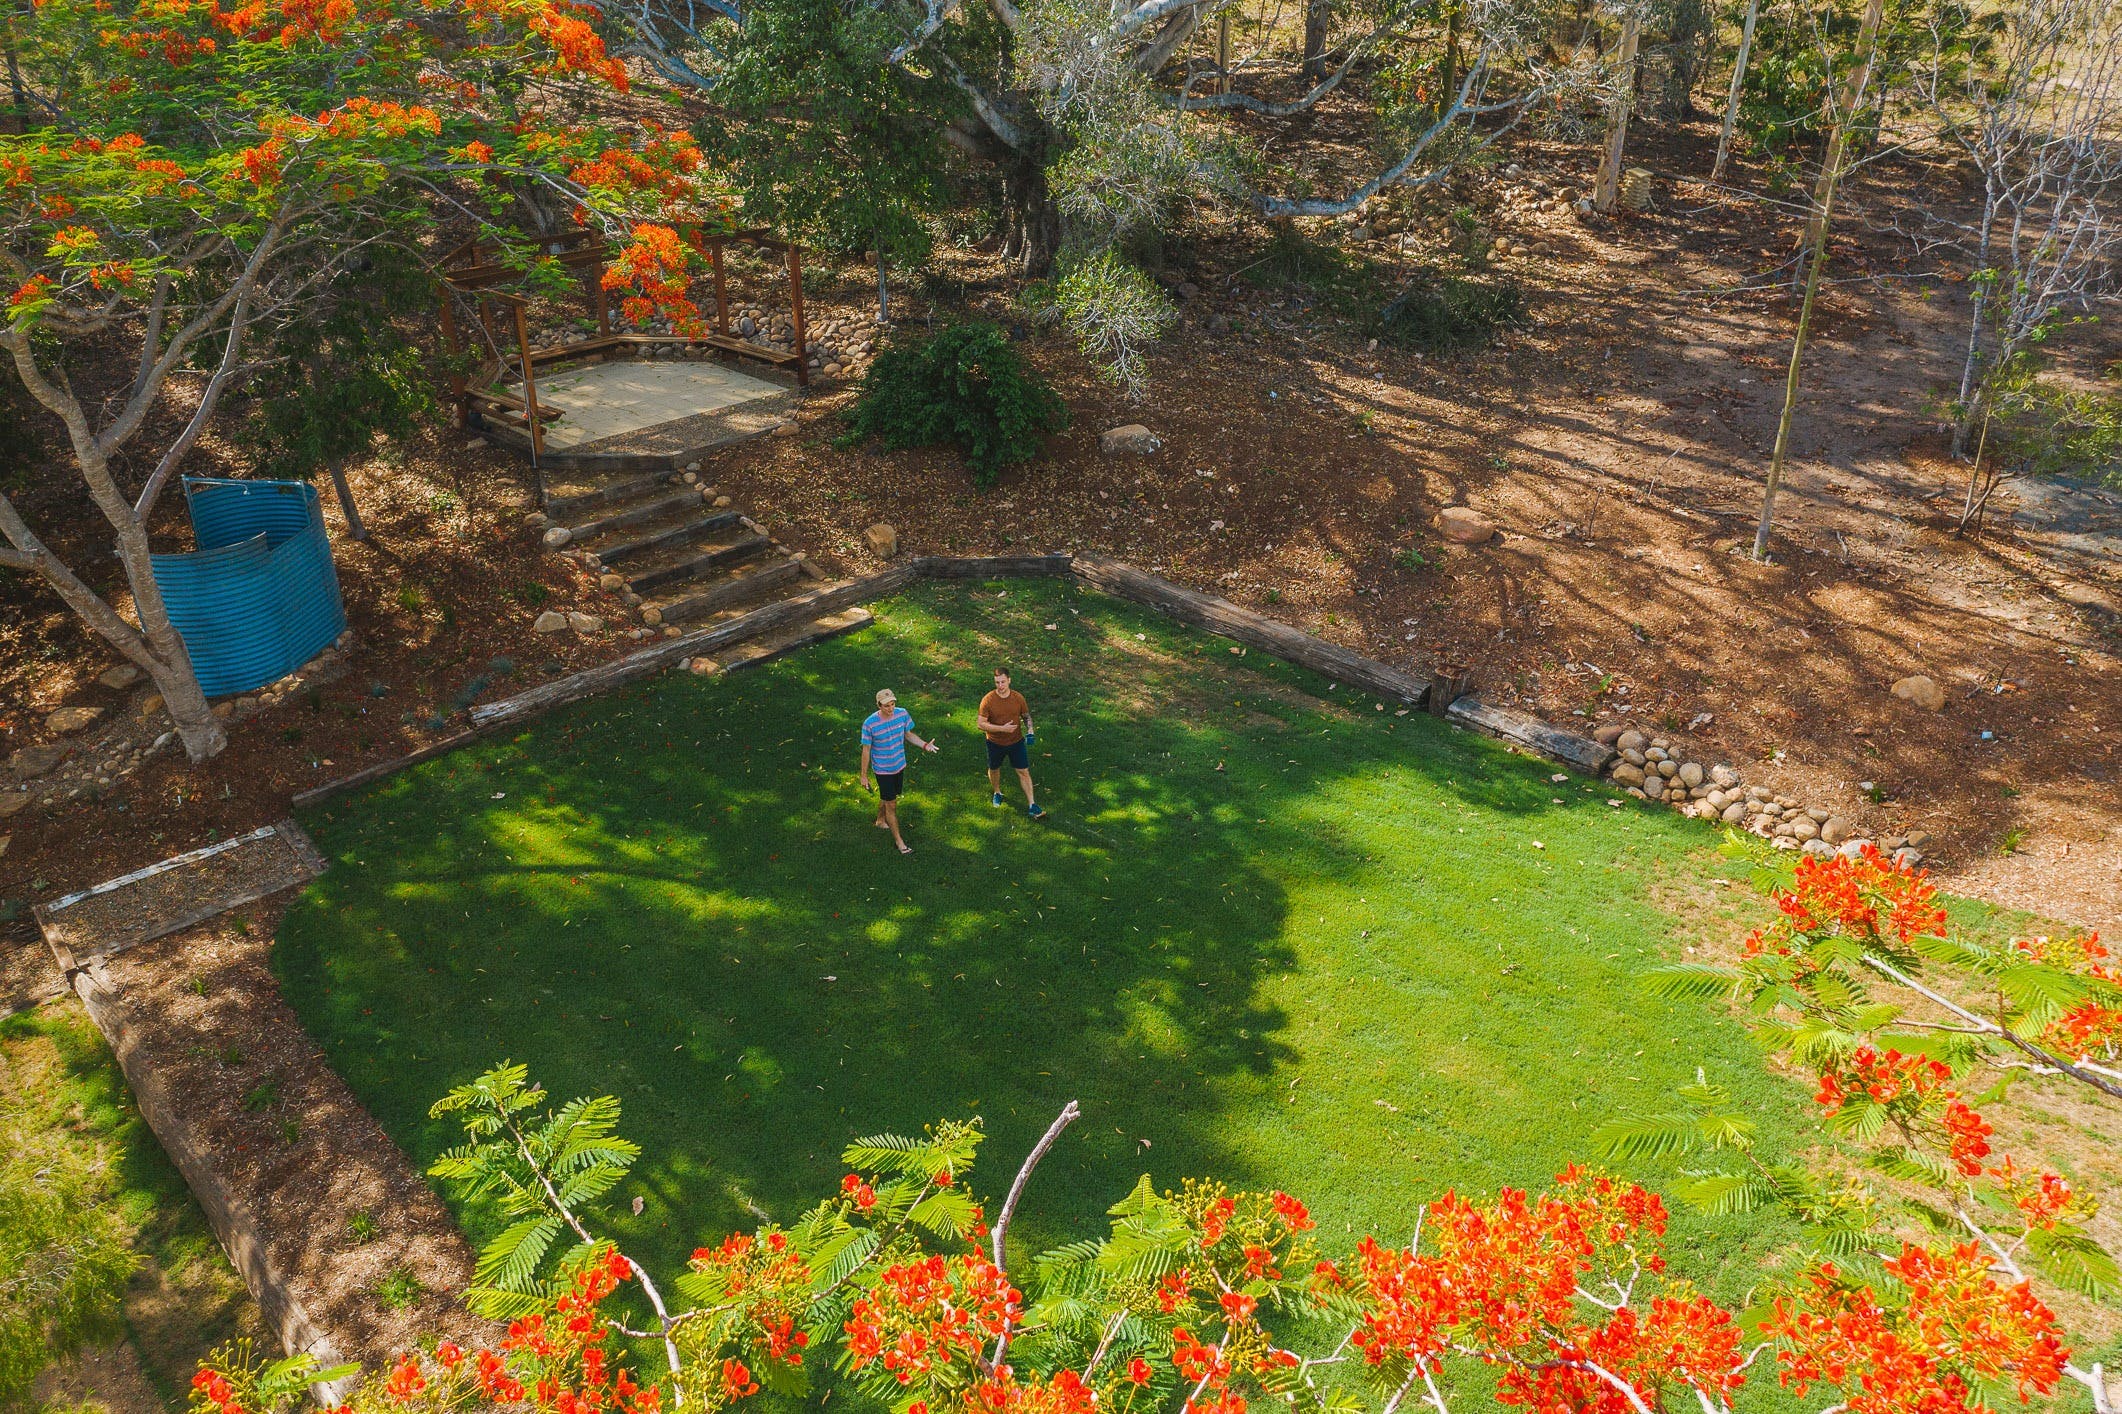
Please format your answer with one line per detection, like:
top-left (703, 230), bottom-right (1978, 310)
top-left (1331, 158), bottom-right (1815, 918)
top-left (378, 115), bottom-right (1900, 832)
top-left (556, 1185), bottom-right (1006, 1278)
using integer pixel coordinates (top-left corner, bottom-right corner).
top-left (465, 1283), bottom-right (556, 1319)
top-left (1670, 1171), bottom-right (1775, 1215)
top-left (2026, 1226), bottom-right (2121, 1298)
top-left (1997, 964), bottom-right (2089, 1029)
top-left (1641, 964), bottom-right (1743, 1002)
top-left (474, 1214), bottom-right (564, 1292)
top-left (1821, 1097), bottom-right (1889, 1143)
top-left (1866, 1146), bottom-right (1954, 1185)
top-left (1594, 1114), bottom-right (1707, 1162)
top-left (908, 1188), bottom-right (978, 1240)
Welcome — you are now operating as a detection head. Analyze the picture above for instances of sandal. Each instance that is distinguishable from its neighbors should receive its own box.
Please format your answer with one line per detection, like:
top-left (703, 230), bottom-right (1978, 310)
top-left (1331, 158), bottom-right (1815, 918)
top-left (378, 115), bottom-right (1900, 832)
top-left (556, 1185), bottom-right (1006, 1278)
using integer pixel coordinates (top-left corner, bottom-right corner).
top-left (898, 842), bottom-right (914, 855)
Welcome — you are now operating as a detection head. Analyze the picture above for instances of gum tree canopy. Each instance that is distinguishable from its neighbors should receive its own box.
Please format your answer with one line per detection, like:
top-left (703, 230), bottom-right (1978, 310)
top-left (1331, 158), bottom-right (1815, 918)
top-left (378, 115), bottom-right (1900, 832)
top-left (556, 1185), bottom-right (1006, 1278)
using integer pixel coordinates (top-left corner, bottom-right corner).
top-left (0, 0), bottom-right (727, 760)
top-left (634, 0), bottom-right (1596, 392)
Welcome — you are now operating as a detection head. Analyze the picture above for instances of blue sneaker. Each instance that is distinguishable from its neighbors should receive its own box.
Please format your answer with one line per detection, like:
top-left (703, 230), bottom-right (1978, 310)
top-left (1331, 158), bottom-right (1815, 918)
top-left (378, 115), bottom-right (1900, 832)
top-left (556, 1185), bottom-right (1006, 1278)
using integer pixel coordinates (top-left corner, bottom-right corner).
top-left (1028, 803), bottom-right (1046, 820)
top-left (991, 792), bottom-right (1005, 808)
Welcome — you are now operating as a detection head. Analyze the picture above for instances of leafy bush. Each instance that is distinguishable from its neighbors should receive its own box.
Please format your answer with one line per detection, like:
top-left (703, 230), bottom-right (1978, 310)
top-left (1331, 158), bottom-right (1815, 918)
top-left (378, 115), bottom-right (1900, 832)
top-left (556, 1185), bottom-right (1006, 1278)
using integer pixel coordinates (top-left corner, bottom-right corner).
top-left (1990, 357), bottom-right (2122, 487)
top-left (841, 320), bottom-right (1067, 486)
top-left (1372, 272), bottom-right (1524, 354)
top-left (1051, 250), bottom-right (1175, 400)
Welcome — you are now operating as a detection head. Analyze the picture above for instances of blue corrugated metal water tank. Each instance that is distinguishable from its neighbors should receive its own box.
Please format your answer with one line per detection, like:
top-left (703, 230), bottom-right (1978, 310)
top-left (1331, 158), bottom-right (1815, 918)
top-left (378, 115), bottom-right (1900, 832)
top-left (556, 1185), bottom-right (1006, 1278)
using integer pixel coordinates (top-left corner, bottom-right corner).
top-left (150, 478), bottom-right (348, 698)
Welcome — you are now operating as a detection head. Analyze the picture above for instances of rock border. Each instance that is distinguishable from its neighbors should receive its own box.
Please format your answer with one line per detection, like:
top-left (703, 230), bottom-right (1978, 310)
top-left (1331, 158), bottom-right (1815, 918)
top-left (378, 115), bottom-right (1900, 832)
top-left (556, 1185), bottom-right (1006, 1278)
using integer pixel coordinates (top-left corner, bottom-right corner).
top-left (1589, 724), bottom-right (1930, 868)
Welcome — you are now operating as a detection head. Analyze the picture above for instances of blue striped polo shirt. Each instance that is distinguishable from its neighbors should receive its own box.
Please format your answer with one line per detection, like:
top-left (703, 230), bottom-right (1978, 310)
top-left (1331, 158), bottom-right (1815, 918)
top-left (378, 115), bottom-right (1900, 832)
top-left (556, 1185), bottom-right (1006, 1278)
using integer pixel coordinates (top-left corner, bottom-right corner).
top-left (862, 708), bottom-right (914, 773)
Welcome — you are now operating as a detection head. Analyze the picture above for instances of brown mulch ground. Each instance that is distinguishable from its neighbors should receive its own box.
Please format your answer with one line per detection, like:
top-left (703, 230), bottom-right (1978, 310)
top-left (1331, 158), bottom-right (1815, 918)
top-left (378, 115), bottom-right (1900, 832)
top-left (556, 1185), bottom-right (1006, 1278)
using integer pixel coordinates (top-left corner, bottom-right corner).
top-left (4, 121), bottom-right (2117, 952)
top-left (91, 898), bottom-right (491, 1363)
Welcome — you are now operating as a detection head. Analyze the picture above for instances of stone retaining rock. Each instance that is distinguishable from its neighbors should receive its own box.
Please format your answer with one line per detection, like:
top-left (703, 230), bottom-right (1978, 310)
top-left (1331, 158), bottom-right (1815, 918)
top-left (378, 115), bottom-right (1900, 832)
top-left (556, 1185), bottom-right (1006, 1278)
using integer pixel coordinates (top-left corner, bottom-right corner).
top-left (1593, 725), bottom-right (1922, 868)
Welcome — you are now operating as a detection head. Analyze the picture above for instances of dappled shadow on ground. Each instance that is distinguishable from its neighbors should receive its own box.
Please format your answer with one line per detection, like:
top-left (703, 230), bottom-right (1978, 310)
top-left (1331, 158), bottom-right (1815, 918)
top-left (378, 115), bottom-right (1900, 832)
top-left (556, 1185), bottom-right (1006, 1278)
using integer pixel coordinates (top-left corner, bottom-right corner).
top-left (274, 582), bottom-right (1804, 1287)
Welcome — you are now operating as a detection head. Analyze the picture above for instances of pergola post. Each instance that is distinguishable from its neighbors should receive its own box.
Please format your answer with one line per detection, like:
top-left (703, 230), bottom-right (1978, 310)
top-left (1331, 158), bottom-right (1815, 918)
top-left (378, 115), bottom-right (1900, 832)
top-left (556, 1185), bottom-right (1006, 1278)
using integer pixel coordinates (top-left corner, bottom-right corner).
top-left (511, 299), bottom-right (543, 465)
top-left (436, 284), bottom-right (466, 427)
top-left (787, 244), bottom-right (809, 388)
top-left (710, 243), bottom-right (730, 338)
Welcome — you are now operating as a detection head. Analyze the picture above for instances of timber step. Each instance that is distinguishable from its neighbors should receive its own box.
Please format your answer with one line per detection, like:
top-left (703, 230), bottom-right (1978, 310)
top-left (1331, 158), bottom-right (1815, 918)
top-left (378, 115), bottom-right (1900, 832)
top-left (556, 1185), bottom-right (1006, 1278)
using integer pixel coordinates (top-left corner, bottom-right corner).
top-left (545, 470), bottom-right (676, 521)
top-left (584, 509), bottom-right (744, 566)
top-left (655, 558), bottom-right (808, 624)
top-left (696, 608), bottom-right (874, 675)
top-left (624, 534), bottom-right (771, 597)
top-left (563, 490), bottom-right (703, 545)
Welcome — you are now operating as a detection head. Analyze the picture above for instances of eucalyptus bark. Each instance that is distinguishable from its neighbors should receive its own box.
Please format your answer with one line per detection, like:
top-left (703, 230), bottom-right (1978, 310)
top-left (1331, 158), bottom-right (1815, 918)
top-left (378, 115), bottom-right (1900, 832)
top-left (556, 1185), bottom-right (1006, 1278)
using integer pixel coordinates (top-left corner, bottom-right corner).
top-left (1794, 0), bottom-right (1885, 283)
top-left (1752, 0), bottom-right (1884, 560)
top-left (1709, 0), bottom-right (1758, 180)
top-left (1592, 11), bottom-right (1643, 212)
top-left (327, 458), bottom-right (370, 542)
top-left (1304, 0), bottom-right (1333, 82)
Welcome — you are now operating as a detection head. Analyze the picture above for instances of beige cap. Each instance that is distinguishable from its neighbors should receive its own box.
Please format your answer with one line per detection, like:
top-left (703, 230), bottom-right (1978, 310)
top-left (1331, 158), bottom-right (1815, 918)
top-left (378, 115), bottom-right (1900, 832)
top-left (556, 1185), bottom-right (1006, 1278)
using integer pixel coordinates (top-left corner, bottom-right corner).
top-left (875, 688), bottom-right (896, 706)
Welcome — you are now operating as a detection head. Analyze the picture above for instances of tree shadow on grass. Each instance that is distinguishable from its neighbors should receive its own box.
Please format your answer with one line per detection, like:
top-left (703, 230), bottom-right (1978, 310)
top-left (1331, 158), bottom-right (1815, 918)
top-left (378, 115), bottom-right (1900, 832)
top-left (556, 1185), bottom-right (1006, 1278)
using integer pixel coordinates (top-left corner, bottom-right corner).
top-left (276, 579), bottom-right (1798, 1294)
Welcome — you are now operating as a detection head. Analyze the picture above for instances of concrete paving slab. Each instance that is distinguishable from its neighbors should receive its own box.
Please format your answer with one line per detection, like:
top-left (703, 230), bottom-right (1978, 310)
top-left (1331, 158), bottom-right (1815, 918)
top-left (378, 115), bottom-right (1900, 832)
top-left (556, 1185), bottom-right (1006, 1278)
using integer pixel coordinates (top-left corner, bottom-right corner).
top-left (513, 360), bottom-right (794, 452)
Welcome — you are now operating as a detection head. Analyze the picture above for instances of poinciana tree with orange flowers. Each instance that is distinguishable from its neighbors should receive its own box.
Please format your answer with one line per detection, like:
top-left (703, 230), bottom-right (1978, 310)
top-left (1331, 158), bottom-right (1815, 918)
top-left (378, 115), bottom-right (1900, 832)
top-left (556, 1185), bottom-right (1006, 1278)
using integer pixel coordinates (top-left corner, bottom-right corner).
top-left (1602, 845), bottom-right (2118, 1410)
top-left (0, 0), bottom-right (728, 760)
top-left (185, 1061), bottom-right (2096, 1414)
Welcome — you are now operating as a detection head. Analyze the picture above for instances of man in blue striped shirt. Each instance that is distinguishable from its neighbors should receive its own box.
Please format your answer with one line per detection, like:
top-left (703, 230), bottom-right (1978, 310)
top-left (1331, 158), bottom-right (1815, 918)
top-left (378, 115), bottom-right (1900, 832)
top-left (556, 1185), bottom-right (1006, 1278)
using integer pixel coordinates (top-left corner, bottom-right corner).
top-left (859, 687), bottom-right (939, 854)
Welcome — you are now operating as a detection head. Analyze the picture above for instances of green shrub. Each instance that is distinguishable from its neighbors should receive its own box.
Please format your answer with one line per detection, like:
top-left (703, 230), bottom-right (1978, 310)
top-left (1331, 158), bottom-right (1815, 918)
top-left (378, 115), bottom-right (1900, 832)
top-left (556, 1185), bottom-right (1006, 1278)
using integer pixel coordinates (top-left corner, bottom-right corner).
top-left (1372, 273), bottom-right (1524, 354)
top-left (841, 321), bottom-right (1067, 486)
top-left (1989, 357), bottom-right (2122, 488)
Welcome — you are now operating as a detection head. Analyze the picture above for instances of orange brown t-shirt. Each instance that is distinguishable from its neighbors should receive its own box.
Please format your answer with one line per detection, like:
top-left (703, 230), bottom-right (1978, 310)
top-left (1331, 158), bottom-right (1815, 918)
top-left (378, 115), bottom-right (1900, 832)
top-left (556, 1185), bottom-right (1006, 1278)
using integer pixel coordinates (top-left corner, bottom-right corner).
top-left (979, 688), bottom-right (1029, 744)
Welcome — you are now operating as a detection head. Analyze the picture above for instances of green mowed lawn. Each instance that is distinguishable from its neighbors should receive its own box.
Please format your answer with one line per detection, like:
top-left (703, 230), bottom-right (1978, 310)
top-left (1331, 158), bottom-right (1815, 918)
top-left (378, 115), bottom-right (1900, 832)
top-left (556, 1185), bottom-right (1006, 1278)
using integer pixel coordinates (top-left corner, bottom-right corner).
top-left (279, 578), bottom-right (1811, 1297)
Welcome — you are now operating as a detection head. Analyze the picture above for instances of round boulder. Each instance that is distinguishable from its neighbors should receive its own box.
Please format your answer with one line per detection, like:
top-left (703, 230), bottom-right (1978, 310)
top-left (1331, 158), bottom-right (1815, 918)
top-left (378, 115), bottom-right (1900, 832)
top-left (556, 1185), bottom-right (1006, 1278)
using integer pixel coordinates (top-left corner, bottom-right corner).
top-left (47, 705), bottom-right (104, 735)
top-left (1436, 507), bottom-right (1497, 544)
top-left (1890, 674), bottom-right (1947, 711)
top-left (1099, 424), bottom-right (1162, 455)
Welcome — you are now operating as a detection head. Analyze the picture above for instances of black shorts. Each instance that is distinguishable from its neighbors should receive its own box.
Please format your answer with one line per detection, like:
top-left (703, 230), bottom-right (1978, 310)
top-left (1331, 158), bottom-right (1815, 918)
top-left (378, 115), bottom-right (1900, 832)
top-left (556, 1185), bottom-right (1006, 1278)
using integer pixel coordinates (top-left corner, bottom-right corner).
top-left (875, 770), bottom-right (905, 801)
top-left (986, 739), bottom-right (1030, 771)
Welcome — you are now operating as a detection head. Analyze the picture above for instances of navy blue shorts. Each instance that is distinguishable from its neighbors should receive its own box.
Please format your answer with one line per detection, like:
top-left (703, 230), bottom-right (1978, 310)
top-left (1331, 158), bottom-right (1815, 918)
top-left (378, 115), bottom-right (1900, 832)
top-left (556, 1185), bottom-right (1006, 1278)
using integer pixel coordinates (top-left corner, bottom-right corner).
top-left (986, 739), bottom-right (1030, 771)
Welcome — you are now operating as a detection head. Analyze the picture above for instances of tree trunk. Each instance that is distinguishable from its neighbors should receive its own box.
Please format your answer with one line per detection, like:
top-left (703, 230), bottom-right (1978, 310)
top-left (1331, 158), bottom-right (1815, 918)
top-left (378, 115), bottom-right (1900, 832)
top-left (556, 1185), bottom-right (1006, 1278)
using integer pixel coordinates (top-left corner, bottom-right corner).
top-left (1592, 12), bottom-right (1643, 212)
top-left (113, 516), bottom-right (229, 761)
top-left (327, 458), bottom-right (369, 541)
top-left (1000, 156), bottom-right (1061, 276)
top-left (1710, 0), bottom-right (1758, 180)
top-left (1304, 0), bottom-right (1333, 82)
top-left (1753, 0), bottom-right (1882, 560)
top-left (149, 646), bottom-right (228, 761)
top-left (1439, 3), bottom-right (1461, 115)
top-left (1795, 0), bottom-right (1885, 285)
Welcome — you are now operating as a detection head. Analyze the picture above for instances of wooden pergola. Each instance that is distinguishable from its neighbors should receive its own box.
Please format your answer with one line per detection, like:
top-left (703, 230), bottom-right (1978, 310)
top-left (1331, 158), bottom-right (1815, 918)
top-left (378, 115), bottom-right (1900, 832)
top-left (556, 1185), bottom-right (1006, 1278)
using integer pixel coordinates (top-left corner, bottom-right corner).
top-left (437, 227), bottom-right (812, 461)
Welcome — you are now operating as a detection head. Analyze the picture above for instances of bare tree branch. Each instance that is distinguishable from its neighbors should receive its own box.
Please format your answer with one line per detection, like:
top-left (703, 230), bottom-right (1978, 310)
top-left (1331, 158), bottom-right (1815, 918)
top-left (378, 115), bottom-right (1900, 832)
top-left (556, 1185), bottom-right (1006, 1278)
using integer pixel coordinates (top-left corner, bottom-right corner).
top-left (986, 1100), bottom-right (1081, 1370)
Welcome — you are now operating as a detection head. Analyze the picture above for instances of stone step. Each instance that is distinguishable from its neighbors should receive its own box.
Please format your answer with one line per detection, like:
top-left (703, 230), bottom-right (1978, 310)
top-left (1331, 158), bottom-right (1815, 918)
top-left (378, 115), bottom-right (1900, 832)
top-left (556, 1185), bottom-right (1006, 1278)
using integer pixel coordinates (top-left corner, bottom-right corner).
top-left (695, 607), bottom-right (874, 675)
top-left (589, 509), bottom-right (743, 567)
top-left (656, 558), bottom-right (807, 624)
top-left (561, 490), bottom-right (702, 546)
top-left (625, 533), bottom-right (770, 597)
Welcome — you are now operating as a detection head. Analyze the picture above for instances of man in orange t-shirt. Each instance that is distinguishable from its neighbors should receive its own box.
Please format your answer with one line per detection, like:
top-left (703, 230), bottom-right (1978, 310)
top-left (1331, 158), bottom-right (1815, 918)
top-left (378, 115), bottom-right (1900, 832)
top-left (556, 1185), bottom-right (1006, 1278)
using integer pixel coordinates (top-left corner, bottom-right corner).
top-left (977, 667), bottom-right (1044, 818)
